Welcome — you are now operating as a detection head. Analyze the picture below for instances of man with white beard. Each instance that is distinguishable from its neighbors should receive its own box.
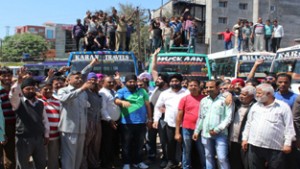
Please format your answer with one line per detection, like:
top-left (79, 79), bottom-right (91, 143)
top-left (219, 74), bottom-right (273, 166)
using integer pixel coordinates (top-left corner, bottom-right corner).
top-left (242, 83), bottom-right (295, 169)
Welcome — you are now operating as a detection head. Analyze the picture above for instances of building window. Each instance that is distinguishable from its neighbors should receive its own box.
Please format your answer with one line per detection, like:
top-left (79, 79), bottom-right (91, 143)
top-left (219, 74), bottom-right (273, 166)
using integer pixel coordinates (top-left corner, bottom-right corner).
top-left (270, 5), bottom-right (276, 12)
top-left (218, 17), bottom-right (227, 24)
top-left (239, 3), bottom-right (248, 10)
top-left (219, 1), bottom-right (227, 8)
top-left (46, 30), bottom-right (54, 39)
top-left (218, 34), bottom-right (224, 40)
top-left (38, 29), bottom-right (44, 33)
top-left (28, 28), bottom-right (36, 33)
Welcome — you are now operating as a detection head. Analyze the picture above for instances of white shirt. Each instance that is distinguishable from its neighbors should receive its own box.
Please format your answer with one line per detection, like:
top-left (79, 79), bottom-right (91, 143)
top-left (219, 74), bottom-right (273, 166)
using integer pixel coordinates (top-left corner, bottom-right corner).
top-left (273, 25), bottom-right (284, 38)
top-left (242, 99), bottom-right (295, 150)
top-left (154, 88), bottom-right (188, 127)
top-left (229, 105), bottom-right (249, 142)
top-left (9, 83), bottom-right (50, 138)
top-left (99, 87), bottom-right (120, 121)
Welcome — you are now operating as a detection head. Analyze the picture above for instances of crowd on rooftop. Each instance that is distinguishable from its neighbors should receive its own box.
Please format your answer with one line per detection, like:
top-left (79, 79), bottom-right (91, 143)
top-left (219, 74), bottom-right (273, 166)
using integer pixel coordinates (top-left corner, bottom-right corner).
top-left (218, 17), bottom-right (284, 53)
top-left (72, 8), bottom-right (137, 52)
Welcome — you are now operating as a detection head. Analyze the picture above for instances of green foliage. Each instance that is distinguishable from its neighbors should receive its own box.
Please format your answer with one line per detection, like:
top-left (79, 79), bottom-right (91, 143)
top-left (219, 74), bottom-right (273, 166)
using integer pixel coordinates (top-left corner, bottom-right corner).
top-left (1, 33), bottom-right (49, 62)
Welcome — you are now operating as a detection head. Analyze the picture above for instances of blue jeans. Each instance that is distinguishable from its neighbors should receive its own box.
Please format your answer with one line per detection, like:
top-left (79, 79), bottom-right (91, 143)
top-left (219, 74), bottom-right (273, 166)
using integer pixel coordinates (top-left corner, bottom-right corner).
top-left (202, 135), bottom-right (230, 169)
top-left (224, 41), bottom-right (233, 50)
top-left (182, 128), bottom-right (206, 169)
top-left (238, 37), bottom-right (243, 51)
top-left (152, 38), bottom-right (162, 51)
top-left (188, 37), bottom-right (196, 52)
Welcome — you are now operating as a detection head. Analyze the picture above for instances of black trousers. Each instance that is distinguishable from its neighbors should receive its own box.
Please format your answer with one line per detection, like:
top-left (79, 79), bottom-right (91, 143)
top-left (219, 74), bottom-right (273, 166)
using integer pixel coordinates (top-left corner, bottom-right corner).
top-left (229, 141), bottom-right (248, 169)
top-left (75, 36), bottom-right (82, 51)
top-left (120, 124), bottom-right (146, 164)
top-left (166, 125), bottom-right (181, 164)
top-left (125, 36), bottom-right (130, 51)
top-left (109, 31), bottom-right (116, 51)
top-left (284, 144), bottom-right (300, 169)
top-left (16, 136), bottom-right (46, 169)
top-left (248, 144), bottom-right (284, 169)
top-left (100, 120), bottom-right (120, 167)
top-left (272, 38), bottom-right (281, 53)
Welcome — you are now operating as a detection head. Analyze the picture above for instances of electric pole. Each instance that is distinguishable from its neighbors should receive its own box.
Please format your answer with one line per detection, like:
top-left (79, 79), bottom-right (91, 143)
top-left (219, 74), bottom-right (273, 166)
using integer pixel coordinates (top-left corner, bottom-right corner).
top-left (136, 7), bottom-right (142, 61)
top-left (5, 26), bottom-right (10, 37)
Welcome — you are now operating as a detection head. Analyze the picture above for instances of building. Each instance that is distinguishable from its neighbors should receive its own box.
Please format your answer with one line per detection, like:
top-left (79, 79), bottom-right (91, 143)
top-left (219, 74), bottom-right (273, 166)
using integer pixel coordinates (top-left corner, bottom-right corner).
top-left (44, 22), bottom-right (75, 58)
top-left (15, 23), bottom-right (76, 59)
top-left (15, 25), bottom-right (45, 38)
top-left (153, 0), bottom-right (300, 53)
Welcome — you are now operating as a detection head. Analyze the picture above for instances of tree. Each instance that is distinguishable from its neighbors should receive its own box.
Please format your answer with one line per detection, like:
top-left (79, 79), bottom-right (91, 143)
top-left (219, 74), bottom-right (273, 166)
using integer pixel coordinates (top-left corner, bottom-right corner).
top-left (1, 33), bottom-right (49, 61)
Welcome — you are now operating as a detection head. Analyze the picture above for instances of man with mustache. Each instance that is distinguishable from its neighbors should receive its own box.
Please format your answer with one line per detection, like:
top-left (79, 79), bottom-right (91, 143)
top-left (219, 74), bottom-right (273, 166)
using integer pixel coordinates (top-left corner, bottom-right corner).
top-left (9, 69), bottom-right (50, 169)
top-left (40, 82), bottom-right (61, 169)
top-left (153, 74), bottom-right (188, 169)
top-left (242, 83), bottom-right (295, 169)
top-left (229, 86), bottom-right (256, 169)
top-left (80, 72), bottom-right (102, 169)
top-left (193, 80), bottom-right (233, 169)
top-left (56, 70), bottom-right (94, 169)
top-left (99, 76), bottom-right (121, 169)
top-left (175, 79), bottom-right (206, 169)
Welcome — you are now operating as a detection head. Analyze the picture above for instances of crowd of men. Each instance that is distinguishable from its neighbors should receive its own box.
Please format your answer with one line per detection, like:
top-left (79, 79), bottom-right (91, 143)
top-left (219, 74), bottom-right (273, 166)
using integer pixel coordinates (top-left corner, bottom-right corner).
top-left (218, 17), bottom-right (284, 53)
top-left (149, 8), bottom-right (199, 53)
top-left (72, 7), bottom-right (200, 54)
top-left (72, 8), bottom-right (136, 52)
top-left (0, 47), bottom-right (299, 169)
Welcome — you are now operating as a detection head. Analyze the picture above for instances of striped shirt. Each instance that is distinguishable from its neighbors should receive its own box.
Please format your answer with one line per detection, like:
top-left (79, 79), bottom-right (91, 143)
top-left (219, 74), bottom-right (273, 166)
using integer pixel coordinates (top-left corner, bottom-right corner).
top-left (40, 96), bottom-right (61, 140)
top-left (242, 99), bottom-right (296, 150)
top-left (0, 86), bottom-right (15, 125)
top-left (194, 94), bottom-right (233, 138)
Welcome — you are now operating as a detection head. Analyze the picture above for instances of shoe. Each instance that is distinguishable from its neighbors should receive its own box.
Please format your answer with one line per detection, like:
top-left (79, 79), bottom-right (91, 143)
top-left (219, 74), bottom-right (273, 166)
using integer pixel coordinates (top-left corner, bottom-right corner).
top-left (123, 164), bottom-right (131, 169)
top-left (160, 160), bottom-right (168, 168)
top-left (133, 162), bottom-right (149, 169)
top-left (163, 161), bottom-right (177, 169)
top-left (145, 158), bottom-right (155, 165)
top-left (101, 164), bottom-right (115, 169)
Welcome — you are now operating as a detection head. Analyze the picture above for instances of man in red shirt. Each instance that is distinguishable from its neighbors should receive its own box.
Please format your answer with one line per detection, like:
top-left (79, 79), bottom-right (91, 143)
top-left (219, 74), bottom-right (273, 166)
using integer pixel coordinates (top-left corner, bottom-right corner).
top-left (175, 79), bottom-right (206, 169)
top-left (218, 28), bottom-right (234, 50)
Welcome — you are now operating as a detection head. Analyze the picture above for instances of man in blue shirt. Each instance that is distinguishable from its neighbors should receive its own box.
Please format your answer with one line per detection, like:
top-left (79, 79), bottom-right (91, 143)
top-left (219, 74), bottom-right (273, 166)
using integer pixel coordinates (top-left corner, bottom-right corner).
top-left (274, 73), bottom-right (298, 109)
top-left (274, 73), bottom-right (299, 169)
top-left (115, 75), bottom-right (152, 169)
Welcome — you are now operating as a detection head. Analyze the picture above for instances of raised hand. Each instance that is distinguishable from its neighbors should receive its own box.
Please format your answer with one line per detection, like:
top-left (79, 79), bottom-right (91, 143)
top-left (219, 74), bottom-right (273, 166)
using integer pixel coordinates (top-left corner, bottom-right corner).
top-left (90, 58), bottom-right (100, 67)
top-left (80, 81), bottom-right (94, 90)
top-left (254, 59), bottom-right (264, 66)
top-left (47, 69), bottom-right (55, 78)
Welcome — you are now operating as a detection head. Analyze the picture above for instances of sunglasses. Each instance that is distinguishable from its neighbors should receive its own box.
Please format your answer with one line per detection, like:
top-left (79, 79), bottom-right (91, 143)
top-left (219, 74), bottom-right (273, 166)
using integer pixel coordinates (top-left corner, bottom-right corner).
top-left (265, 77), bottom-right (275, 81)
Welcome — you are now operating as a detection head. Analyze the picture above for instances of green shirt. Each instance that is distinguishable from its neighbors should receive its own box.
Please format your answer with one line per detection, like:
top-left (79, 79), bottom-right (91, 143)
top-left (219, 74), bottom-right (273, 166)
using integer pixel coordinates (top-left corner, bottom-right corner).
top-left (194, 94), bottom-right (233, 138)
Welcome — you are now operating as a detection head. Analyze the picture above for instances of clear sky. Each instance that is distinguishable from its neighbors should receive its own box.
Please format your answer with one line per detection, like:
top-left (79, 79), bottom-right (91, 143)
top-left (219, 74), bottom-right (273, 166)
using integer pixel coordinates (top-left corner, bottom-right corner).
top-left (0, 0), bottom-right (163, 39)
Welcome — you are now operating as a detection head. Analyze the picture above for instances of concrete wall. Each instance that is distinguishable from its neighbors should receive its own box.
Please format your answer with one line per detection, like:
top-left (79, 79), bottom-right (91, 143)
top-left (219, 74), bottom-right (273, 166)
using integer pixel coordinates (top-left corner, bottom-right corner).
top-left (152, 1), bottom-right (173, 19)
top-left (55, 26), bottom-right (66, 58)
top-left (209, 0), bottom-right (254, 53)
top-left (194, 0), bottom-right (206, 5)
